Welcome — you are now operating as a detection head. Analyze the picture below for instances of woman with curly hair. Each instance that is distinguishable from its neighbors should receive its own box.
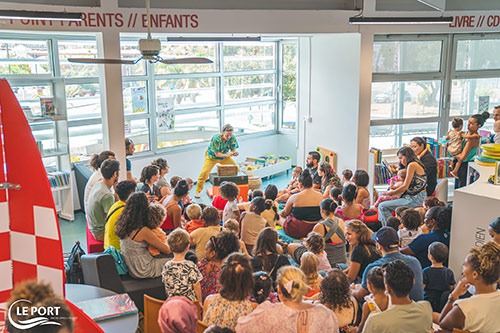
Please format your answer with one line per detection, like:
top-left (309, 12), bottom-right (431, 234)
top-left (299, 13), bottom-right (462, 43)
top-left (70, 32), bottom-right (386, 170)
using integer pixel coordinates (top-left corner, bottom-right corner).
top-left (236, 266), bottom-right (338, 332)
top-left (318, 161), bottom-right (342, 198)
top-left (198, 231), bottom-right (241, 301)
top-left (115, 192), bottom-right (171, 278)
top-left (439, 241), bottom-right (500, 332)
top-left (320, 269), bottom-right (359, 332)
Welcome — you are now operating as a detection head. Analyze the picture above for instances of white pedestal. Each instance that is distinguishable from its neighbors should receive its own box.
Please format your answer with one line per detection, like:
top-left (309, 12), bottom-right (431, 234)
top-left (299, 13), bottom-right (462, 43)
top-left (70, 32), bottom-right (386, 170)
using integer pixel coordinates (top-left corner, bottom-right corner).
top-left (449, 163), bottom-right (500, 276)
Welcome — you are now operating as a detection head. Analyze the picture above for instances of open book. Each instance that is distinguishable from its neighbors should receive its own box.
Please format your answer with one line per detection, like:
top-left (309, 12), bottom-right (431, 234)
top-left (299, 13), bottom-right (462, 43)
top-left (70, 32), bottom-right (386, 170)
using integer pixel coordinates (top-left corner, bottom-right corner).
top-left (75, 293), bottom-right (138, 322)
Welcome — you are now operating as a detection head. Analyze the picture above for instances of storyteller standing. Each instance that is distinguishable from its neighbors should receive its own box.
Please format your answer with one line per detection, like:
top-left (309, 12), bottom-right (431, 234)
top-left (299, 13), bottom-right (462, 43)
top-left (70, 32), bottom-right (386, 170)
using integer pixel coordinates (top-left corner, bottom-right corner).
top-left (195, 124), bottom-right (239, 198)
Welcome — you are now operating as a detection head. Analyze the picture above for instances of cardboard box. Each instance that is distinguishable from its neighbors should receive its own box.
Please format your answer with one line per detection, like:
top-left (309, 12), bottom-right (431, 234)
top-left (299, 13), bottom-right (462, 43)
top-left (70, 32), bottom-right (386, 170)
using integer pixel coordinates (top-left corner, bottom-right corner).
top-left (217, 164), bottom-right (238, 176)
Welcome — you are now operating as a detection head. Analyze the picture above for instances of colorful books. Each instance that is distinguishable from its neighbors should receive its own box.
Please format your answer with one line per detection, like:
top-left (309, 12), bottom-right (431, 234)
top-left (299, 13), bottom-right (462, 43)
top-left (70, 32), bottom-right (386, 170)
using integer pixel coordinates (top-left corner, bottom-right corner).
top-left (47, 171), bottom-right (70, 188)
top-left (75, 293), bottom-right (138, 322)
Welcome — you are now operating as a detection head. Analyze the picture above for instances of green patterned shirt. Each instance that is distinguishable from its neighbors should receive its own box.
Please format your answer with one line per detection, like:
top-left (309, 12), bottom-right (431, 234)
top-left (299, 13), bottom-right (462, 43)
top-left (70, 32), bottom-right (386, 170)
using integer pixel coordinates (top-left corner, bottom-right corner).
top-left (207, 134), bottom-right (239, 160)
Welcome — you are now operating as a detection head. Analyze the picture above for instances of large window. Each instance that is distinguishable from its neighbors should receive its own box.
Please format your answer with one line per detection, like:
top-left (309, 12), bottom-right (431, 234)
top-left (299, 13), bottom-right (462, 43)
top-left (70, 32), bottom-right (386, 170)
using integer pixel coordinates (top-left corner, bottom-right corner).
top-left (371, 34), bottom-right (500, 149)
top-left (121, 37), bottom-right (292, 151)
top-left (2, 35), bottom-right (104, 163)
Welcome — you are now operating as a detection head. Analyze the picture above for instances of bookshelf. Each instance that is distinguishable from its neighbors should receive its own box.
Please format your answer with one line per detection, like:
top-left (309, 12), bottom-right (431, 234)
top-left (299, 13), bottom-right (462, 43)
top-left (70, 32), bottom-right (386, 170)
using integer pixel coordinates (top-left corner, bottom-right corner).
top-left (48, 171), bottom-right (74, 221)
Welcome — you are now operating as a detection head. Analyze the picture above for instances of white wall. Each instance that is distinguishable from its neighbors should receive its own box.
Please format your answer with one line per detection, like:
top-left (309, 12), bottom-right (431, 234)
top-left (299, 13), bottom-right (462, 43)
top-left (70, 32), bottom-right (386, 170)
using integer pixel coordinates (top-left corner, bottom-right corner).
top-left (298, 34), bottom-right (361, 172)
top-left (129, 133), bottom-right (285, 180)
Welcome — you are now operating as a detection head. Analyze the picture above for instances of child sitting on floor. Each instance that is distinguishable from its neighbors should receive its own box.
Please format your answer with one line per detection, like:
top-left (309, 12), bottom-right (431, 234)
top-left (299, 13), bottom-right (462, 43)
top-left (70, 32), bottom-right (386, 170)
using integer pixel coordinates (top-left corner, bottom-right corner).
top-left (423, 242), bottom-right (455, 312)
top-left (341, 169), bottom-right (354, 187)
top-left (358, 267), bottom-right (390, 333)
top-left (220, 181), bottom-right (240, 222)
top-left (301, 252), bottom-right (323, 300)
top-left (398, 209), bottom-right (423, 247)
top-left (147, 203), bottom-right (168, 257)
top-left (276, 166), bottom-right (303, 202)
top-left (374, 169), bottom-right (406, 207)
top-left (223, 219), bottom-right (250, 258)
top-left (162, 228), bottom-right (203, 303)
top-left (183, 177), bottom-right (194, 205)
top-left (251, 271), bottom-right (279, 304)
top-left (184, 204), bottom-right (205, 234)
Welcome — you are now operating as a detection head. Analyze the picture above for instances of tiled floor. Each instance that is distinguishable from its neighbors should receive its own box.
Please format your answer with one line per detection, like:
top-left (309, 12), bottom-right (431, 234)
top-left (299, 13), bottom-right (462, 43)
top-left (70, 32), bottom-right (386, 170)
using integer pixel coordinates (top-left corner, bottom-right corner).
top-left (58, 170), bottom-right (292, 253)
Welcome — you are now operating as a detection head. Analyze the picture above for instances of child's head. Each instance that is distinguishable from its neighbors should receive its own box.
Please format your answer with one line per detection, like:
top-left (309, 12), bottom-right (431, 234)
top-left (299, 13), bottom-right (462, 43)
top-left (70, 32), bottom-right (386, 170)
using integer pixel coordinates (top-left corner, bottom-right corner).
top-left (329, 187), bottom-right (342, 205)
top-left (304, 232), bottom-right (325, 255)
top-left (452, 117), bottom-right (464, 130)
top-left (147, 203), bottom-right (167, 229)
top-left (423, 196), bottom-right (445, 210)
top-left (220, 253), bottom-right (254, 301)
top-left (249, 197), bottom-right (273, 215)
top-left (252, 271), bottom-right (274, 304)
top-left (300, 251), bottom-right (319, 284)
top-left (249, 189), bottom-right (263, 201)
top-left (219, 181), bottom-right (239, 201)
top-left (167, 228), bottom-right (190, 254)
top-left (185, 250), bottom-right (198, 265)
top-left (264, 184), bottom-right (278, 201)
top-left (342, 184), bottom-right (357, 203)
top-left (394, 206), bottom-right (410, 219)
top-left (342, 169), bottom-right (353, 181)
top-left (186, 203), bottom-right (202, 220)
top-left (366, 267), bottom-right (385, 294)
top-left (386, 216), bottom-right (401, 231)
top-left (170, 175), bottom-right (182, 188)
top-left (202, 206), bottom-right (220, 226)
top-left (397, 169), bottom-right (407, 180)
top-left (292, 166), bottom-right (303, 178)
top-left (206, 231), bottom-right (240, 261)
top-left (428, 241), bottom-right (449, 264)
top-left (400, 209), bottom-right (421, 232)
top-left (495, 119), bottom-right (500, 133)
top-left (185, 177), bottom-right (194, 190)
top-left (224, 218), bottom-right (240, 234)
top-left (276, 266), bottom-right (309, 302)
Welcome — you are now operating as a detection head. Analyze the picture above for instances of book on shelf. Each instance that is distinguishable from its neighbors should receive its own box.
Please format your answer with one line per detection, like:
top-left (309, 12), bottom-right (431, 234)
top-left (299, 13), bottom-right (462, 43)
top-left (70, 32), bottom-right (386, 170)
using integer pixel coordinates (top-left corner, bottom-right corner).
top-left (369, 147), bottom-right (382, 164)
top-left (75, 293), bottom-right (138, 322)
top-left (424, 136), bottom-right (448, 159)
top-left (47, 171), bottom-right (70, 188)
top-left (374, 163), bottom-right (393, 185)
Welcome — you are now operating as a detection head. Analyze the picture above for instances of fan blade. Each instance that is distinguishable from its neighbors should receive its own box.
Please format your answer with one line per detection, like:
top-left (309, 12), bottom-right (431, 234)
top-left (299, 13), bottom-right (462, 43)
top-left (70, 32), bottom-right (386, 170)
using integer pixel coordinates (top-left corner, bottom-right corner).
top-left (68, 58), bottom-right (139, 65)
top-left (158, 57), bottom-right (213, 64)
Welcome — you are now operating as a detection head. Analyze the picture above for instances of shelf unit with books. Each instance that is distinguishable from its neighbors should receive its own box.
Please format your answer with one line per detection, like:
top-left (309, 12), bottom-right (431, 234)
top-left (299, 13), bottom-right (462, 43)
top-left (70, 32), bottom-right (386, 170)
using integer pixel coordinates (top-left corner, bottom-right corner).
top-left (48, 171), bottom-right (74, 221)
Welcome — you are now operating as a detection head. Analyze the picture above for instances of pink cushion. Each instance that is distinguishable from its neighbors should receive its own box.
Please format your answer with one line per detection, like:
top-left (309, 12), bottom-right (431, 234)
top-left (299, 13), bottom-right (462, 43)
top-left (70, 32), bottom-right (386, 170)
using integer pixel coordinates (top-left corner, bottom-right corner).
top-left (86, 222), bottom-right (104, 253)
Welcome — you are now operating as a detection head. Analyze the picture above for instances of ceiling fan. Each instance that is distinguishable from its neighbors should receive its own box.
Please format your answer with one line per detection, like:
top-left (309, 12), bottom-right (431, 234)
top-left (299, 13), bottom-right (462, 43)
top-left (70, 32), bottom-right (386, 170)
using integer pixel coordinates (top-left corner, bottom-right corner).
top-left (68, 0), bottom-right (212, 65)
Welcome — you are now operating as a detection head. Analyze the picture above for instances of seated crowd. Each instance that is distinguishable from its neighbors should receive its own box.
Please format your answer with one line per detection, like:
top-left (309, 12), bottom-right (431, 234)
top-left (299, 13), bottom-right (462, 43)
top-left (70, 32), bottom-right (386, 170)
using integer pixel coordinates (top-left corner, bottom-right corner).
top-left (79, 141), bottom-right (500, 333)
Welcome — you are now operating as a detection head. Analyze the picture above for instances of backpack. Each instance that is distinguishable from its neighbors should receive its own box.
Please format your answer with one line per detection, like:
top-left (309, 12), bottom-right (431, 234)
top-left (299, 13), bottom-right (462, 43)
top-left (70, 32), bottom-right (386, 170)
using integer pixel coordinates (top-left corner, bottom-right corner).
top-left (103, 245), bottom-right (128, 276)
top-left (65, 240), bottom-right (86, 284)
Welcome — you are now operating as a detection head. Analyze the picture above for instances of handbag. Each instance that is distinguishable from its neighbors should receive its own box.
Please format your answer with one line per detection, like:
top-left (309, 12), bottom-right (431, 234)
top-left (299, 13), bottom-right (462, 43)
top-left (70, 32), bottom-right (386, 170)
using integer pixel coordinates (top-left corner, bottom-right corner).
top-left (65, 240), bottom-right (86, 284)
top-left (103, 246), bottom-right (128, 276)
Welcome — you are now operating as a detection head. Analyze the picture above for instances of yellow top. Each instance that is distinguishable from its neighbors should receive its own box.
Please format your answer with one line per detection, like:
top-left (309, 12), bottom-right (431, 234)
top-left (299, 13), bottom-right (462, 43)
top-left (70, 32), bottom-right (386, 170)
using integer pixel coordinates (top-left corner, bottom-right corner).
top-left (104, 200), bottom-right (126, 251)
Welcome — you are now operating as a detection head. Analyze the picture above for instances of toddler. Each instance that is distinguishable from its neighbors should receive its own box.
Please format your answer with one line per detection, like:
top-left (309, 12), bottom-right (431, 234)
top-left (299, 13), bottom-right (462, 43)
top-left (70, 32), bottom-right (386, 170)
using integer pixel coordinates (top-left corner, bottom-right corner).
top-left (423, 242), bottom-right (455, 312)
top-left (223, 219), bottom-right (250, 257)
top-left (446, 117), bottom-right (465, 157)
top-left (220, 181), bottom-right (240, 222)
top-left (394, 206), bottom-right (410, 220)
top-left (374, 169), bottom-right (406, 207)
top-left (162, 228), bottom-right (203, 303)
top-left (300, 252), bottom-right (322, 300)
top-left (358, 267), bottom-right (389, 333)
top-left (341, 169), bottom-right (354, 187)
top-left (386, 216), bottom-right (401, 231)
top-left (184, 204), bottom-right (206, 234)
top-left (398, 209), bottom-right (423, 247)
top-left (276, 166), bottom-right (302, 202)
top-left (183, 177), bottom-right (194, 205)
top-left (190, 206), bottom-right (222, 260)
top-left (291, 232), bottom-right (331, 271)
top-left (251, 271), bottom-right (278, 304)
top-left (240, 197), bottom-right (270, 253)
top-left (147, 203), bottom-right (168, 257)
top-left (494, 119), bottom-right (500, 143)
